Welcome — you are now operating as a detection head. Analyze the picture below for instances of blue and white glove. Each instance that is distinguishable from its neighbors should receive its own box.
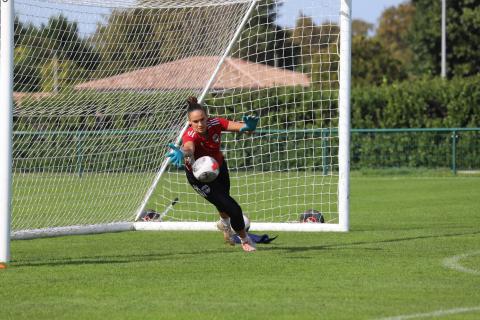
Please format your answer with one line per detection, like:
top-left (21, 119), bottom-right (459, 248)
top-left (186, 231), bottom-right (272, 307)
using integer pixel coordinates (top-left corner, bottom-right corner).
top-left (239, 115), bottom-right (259, 132)
top-left (167, 143), bottom-right (184, 168)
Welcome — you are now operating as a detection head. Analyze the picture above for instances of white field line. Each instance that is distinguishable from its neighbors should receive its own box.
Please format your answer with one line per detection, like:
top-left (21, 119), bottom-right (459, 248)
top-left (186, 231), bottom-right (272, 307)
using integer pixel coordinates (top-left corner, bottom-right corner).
top-left (376, 251), bottom-right (480, 319)
top-left (376, 306), bottom-right (480, 320)
top-left (442, 251), bottom-right (480, 275)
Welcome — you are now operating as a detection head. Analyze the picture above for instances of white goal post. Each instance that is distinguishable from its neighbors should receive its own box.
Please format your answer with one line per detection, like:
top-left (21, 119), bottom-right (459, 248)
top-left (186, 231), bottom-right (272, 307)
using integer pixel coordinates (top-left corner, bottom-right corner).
top-left (1, 0), bottom-right (351, 262)
top-left (1, 0), bottom-right (14, 264)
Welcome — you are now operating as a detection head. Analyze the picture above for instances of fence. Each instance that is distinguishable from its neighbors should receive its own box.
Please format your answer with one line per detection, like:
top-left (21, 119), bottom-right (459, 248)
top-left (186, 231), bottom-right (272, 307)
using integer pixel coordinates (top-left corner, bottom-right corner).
top-left (349, 128), bottom-right (480, 174)
top-left (12, 128), bottom-right (480, 175)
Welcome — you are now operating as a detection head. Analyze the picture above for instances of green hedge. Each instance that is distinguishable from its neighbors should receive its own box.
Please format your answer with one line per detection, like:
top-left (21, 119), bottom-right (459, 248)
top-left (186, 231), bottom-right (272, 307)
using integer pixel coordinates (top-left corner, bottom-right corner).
top-left (348, 76), bottom-right (480, 170)
top-left (13, 91), bottom-right (186, 173)
top-left (351, 75), bottom-right (480, 128)
top-left (205, 76), bottom-right (480, 171)
top-left (12, 76), bottom-right (480, 172)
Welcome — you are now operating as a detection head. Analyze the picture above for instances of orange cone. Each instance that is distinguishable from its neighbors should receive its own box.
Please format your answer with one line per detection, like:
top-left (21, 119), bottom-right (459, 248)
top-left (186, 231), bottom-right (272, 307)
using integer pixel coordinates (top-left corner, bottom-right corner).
top-left (0, 263), bottom-right (7, 269)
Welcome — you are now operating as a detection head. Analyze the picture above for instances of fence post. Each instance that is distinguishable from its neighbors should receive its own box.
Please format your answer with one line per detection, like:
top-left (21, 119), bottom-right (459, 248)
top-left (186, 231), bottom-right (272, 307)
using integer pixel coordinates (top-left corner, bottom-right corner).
top-left (451, 130), bottom-right (457, 175)
top-left (76, 131), bottom-right (84, 178)
top-left (321, 129), bottom-right (329, 175)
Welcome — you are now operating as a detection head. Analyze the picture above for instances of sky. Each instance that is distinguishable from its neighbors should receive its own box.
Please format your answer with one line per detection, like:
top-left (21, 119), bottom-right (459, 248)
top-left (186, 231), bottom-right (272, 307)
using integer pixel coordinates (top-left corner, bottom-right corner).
top-left (277, 0), bottom-right (407, 28)
top-left (352, 0), bottom-right (406, 24)
top-left (20, 0), bottom-right (408, 37)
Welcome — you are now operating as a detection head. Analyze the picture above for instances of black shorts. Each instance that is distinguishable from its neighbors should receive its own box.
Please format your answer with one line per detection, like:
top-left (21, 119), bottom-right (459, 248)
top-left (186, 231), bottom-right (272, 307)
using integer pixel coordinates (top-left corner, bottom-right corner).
top-left (185, 160), bottom-right (244, 230)
top-left (185, 160), bottom-right (231, 200)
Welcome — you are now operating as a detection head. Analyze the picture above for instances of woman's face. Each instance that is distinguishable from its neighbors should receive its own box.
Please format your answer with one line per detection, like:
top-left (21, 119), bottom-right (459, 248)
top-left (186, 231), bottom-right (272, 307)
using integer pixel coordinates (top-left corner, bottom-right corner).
top-left (188, 109), bottom-right (208, 134)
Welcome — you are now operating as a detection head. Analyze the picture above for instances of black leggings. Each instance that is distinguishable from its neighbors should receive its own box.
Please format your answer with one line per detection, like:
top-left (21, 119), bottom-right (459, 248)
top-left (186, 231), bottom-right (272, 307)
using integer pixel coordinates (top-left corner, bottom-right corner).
top-left (185, 161), bottom-right (245, 232)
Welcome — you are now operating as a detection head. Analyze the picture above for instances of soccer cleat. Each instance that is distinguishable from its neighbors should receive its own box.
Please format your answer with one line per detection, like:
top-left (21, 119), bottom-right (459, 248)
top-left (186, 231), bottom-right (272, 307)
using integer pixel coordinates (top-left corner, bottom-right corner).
top-left (216, 220), bottom-right (235, 246)
top-left (241, 236), bottom-right (256, 252)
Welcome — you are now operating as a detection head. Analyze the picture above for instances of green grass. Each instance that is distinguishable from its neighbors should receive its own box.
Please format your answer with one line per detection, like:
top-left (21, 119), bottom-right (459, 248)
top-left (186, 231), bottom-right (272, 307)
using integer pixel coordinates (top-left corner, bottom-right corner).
top-left (12, 171), bottom-right (339, 229)
top-left (1, 175), bottom-right (480, 320)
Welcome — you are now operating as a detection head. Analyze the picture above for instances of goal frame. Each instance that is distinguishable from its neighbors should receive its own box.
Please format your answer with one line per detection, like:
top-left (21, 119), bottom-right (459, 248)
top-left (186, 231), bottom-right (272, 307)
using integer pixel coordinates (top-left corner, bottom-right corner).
top-left (1, 0), bottom-right (352, 264)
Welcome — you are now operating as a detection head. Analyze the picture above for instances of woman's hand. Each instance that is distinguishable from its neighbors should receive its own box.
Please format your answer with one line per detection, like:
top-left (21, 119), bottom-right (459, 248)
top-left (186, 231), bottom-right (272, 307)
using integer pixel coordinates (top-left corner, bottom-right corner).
top-left (167, 143), bottom-right (184, 168)
top-left (239, 115), bottom-right (259, 132)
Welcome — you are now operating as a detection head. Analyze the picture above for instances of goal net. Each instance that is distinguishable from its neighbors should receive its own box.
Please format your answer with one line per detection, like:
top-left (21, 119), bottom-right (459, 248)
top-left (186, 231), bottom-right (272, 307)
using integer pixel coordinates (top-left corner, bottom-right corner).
top-left (5, 0), bottom-right (350, 239)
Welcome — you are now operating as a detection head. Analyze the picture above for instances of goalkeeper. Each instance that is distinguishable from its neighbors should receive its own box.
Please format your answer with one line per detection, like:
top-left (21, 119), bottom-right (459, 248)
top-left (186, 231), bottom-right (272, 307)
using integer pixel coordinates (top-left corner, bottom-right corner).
top-left (167, 96), bottom-right (259, 252)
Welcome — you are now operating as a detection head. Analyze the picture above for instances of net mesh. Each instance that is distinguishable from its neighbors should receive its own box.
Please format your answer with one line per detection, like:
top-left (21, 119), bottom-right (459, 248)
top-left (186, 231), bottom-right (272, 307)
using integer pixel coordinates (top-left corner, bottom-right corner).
top-left (7, 0), bottom-right (342, 232)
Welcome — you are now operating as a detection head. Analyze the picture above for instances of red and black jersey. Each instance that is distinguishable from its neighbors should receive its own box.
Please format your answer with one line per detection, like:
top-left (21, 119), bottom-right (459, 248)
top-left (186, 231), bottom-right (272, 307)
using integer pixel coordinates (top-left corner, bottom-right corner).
top-left (182, 117), bottom-right (229, 170)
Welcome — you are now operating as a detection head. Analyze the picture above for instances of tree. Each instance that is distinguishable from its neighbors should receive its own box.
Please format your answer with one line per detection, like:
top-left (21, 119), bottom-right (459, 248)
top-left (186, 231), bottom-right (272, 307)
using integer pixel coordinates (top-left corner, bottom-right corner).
top-left (410, 0), bottom-right (480, 77)
top-left (290, 13), bottom-right (339, 78)
top-left (41, 15), bottom-right (99, 73)
top-left (14, 46), bottom-right (42, 92)
top-left (13, 21), bottom-right (46, 92)
top-left (232, 0), bottom-right (299, 70)
top-left (13, 15), bottom-right (99, 92)
top-left (352, 19), bottom-right (374, 37)
top-left (91, 4), bottom-right (254, 77)
top-left (40, 58), bottom-right (88, 92)
top-left (350, 10), bottom-right (410, 86)
top-left (376, 3), bottom-right (415, 67)
top-left (90, 8), bottom-right (164, 77)
top-left (351, 36), bottom-right (407, 86)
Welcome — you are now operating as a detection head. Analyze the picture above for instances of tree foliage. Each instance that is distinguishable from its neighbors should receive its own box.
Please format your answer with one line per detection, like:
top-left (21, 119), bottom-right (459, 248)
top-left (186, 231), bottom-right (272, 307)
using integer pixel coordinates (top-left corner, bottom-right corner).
top-left (410, 0), bottom-right (480, 77)
top-left (351, 35), bottom-right (407, 86)
top-left (11, 1), bottom-right (480, 94)
top-left (376, 3), bottom-right (415, 67)
top-left (352, 19), bottom-right (374, 37)
top-left (349, 4), bottom-right (416, 87)
top-left (14, 46), bottom-right (42, 92)
top-left (90, 4), bottom-right (252, 77)
top-left (231, 0), bottom-right (299, 70)
top-left (90, 8), bottom-right (165, 77)
top-left (13, 15), bottom-right (98, 92)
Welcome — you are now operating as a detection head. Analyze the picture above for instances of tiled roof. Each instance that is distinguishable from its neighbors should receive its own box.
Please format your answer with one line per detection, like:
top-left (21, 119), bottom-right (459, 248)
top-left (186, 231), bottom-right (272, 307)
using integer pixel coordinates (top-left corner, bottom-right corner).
top-left (75, 56), bottom-right (310, 91)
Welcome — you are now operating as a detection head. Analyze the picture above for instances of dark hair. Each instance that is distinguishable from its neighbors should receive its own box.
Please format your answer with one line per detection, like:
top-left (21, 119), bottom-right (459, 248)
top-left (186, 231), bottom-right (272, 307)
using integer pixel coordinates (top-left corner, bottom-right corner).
top-left (186, 96), bottom-right (207, 115)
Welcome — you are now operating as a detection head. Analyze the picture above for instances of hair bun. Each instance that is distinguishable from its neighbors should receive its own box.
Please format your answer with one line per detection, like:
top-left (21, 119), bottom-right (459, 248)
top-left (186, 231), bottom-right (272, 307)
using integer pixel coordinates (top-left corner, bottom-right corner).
top-left (187, 96), bottom-right (198, 106)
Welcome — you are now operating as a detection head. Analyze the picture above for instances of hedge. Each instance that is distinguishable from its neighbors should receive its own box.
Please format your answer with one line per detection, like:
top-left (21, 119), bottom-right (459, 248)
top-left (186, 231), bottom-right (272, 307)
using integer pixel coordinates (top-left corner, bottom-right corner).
top-left (12, 75), bottom-right (480, 172)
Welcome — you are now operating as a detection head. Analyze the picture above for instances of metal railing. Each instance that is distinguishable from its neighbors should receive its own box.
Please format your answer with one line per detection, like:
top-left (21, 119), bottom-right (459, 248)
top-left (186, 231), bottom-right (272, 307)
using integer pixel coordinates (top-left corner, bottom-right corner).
top-left (349, 127), bottom-right (480, 174)
top-left (13, 127), bottom-right (480, 175)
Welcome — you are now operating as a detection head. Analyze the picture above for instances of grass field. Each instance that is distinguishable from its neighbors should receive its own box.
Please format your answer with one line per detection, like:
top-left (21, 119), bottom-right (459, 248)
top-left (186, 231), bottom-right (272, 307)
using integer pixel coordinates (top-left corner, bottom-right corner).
top-left (12, 171), bottom-right (339, 230)
top-left (1, 174), bottom-right (480, 319)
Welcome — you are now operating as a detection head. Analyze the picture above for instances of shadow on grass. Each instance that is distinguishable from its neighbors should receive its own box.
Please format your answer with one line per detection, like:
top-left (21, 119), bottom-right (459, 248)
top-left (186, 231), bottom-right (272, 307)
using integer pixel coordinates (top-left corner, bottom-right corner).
top-left (11, 248), bottom-right (235, 268)
top-left (261, 229), bottom-right (480, 253)
top-left (10, 230), bottom-right (480, 267)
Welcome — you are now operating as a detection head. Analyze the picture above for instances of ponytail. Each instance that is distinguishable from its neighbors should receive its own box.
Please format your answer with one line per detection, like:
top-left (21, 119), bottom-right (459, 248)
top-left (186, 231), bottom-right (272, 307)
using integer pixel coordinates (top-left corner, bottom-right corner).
top-left (186, 96), bottom-right (207, 115)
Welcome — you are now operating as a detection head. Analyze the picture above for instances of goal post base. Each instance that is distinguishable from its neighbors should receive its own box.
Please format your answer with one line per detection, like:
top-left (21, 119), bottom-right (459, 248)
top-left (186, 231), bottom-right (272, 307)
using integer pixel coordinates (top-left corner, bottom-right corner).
top-left (134, 221), bottom-right (348, 232)
top-left (11, 222), bottom-right (134, 240)
top-left (10, 220), bottom-right (348, 241)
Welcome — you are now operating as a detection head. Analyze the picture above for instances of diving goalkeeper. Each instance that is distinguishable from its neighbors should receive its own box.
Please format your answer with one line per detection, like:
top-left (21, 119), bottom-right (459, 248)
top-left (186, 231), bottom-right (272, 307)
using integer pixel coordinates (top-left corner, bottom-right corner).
top-left (167, 97), bottom-right (259, 252)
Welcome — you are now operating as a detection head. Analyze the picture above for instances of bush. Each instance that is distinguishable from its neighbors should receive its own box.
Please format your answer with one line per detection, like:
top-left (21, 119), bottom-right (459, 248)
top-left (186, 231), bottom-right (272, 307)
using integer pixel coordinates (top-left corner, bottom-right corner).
top-left (351, 75), bottom-right (480, 128)
top-left (12, 76), bottom-right (480, 172)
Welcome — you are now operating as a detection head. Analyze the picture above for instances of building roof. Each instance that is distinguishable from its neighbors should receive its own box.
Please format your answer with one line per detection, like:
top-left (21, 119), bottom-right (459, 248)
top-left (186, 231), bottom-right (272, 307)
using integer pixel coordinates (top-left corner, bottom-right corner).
top-left (13, 92), bottom-right (54, 107)
top-left (75, 56), bottom-right (310, 91)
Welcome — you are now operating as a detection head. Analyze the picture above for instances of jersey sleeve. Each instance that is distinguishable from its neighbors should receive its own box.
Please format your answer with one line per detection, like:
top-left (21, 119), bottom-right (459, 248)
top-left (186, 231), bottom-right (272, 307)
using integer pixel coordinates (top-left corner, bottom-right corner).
top-left (182, 129), bottom-right (195, 144)
top-left (217, 117), bottom-right (230, 131)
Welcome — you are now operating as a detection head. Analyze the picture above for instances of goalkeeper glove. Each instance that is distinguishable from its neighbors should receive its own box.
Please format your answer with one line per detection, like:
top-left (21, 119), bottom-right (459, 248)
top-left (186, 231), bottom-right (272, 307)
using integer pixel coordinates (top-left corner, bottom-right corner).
top-left (167, 143), bottom-right (184, 168)
top-left (239, 115), bottom-right (259, 132)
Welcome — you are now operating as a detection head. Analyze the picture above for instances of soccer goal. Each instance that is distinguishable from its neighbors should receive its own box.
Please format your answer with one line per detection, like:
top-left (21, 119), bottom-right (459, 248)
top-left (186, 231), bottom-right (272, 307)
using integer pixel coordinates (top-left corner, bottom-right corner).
top-left (1, 0), bottom-right (351, 261)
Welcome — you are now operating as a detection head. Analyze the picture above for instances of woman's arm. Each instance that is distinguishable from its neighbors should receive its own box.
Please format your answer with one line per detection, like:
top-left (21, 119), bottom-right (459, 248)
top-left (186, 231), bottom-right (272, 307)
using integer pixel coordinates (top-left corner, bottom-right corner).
top-left (226, 120), bottom-right (246, 132)
top-left (226, 115), bottom-right (259, 132)
top-left (182, 141), bottom-right (195, 165)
